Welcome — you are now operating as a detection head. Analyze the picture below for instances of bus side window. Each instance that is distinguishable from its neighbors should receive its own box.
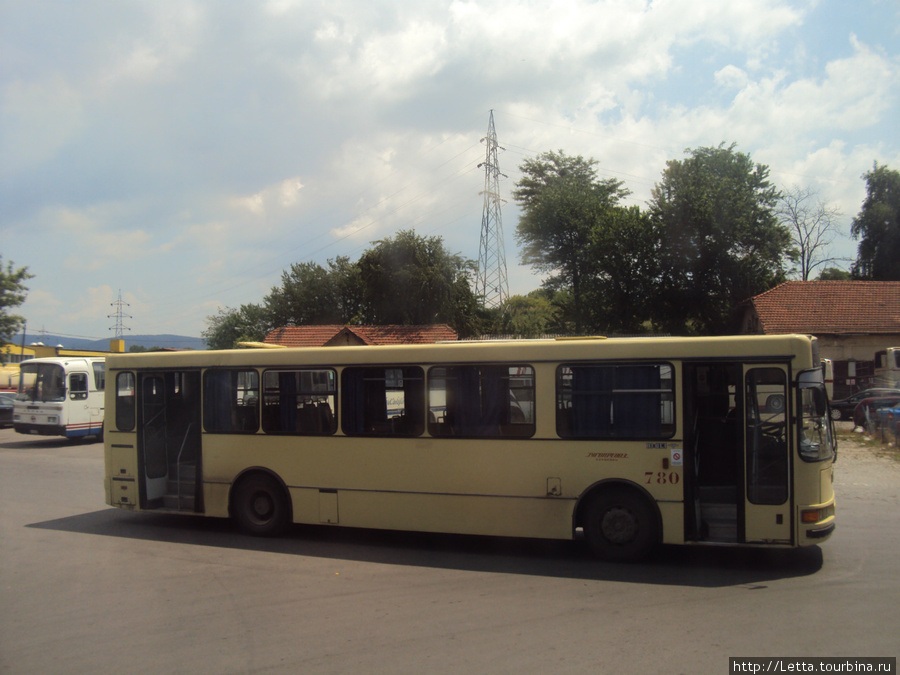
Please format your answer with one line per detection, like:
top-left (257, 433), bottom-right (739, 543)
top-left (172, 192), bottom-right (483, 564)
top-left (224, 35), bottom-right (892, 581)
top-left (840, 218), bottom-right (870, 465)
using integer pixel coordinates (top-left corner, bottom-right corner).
top-left (556, 363), bottom-right (674, 439)
top-left (341, 366), bottom-right (424, 437)
top-left (70, 373), bottom-right (89, 400)
top-left (262, 369), bottom-right (337, 435)
top-left (427, 365), bottom-right (535, 438)
top-left (203, 369), bottom-right (260, 433)
top-left (116, 372), bottom-right (136, 431)
top-left (93, 362), bottom-right (106, 390)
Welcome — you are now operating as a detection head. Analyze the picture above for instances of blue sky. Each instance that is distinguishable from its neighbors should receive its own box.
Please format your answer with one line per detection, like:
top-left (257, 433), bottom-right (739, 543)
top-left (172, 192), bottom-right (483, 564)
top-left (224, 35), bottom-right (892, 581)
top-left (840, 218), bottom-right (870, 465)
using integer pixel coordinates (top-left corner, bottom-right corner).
top-left (2, 0), bottom-right (898, 342)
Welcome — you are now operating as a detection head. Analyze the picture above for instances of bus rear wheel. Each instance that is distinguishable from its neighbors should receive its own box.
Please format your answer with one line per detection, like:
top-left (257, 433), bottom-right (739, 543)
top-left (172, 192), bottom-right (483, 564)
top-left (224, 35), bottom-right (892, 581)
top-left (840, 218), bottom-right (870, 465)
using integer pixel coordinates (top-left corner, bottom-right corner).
top-left (233, 473), bottom-right (290, 537)
top-left (583, 488), bottom-right (658, 562)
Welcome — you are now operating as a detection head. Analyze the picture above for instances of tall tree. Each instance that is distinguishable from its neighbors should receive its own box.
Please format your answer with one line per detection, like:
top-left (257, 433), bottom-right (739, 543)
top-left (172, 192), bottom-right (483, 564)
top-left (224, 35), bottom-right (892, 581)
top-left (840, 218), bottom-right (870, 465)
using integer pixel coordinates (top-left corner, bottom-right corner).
top-left (649, 144), bottom-right (790, 335)
top-left (356, 230), bottom-right (483, 336)
top-left (0, 256), bottom-right (33, 343)
top-left (587, 205), bottom-right (661, 334)
top-left (776, 186), bottom-right (845, 280)
top-left (493, 290), bottom-right (561, 337)
top-left (202, 303), bottom-right (272, 350)
top-left (265, 258), bottom-right (361, 327)
top-left (851, 163), bottom-right (900, 280)
top-left (513, 150), bottom-right (628, 332)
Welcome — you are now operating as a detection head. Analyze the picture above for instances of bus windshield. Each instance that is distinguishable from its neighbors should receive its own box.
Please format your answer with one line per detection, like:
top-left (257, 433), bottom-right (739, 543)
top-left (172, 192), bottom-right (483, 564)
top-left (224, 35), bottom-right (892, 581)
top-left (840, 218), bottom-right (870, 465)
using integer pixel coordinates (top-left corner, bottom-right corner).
top-left (799, 380), bottom-right (835, 462)
top-left (17, 362), bottom-right (66, 402)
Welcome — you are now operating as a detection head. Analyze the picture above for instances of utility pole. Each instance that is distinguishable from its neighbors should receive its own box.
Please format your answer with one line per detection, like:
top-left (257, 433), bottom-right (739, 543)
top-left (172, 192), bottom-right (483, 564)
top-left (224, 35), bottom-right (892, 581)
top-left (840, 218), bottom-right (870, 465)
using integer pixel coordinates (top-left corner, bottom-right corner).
top-left (475, 110), bottom-right (510, 310)
top-left (108, 289), bottom-right (132, 338)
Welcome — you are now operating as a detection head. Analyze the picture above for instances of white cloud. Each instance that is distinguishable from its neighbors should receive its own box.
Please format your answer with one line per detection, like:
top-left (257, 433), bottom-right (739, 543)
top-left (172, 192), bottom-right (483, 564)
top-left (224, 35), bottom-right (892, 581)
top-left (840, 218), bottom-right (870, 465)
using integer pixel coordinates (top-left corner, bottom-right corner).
top-left (1, 0), bottom-right (898, 337)
top-left (0, 78), bottom-right (84, 172)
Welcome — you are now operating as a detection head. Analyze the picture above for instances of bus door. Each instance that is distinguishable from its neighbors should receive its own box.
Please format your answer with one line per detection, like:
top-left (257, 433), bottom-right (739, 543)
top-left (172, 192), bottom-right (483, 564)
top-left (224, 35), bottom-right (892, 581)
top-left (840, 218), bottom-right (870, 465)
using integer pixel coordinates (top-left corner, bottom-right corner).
top-left (743, 365), bottom-right (791, 543)
top-left (140, 375), bottom-right (169, 503)
top-left (138, 371), bottom-right (202, 511)
top-left (68, 371), bottom-right (91, 435)
top-left (685, 362), bottom-right (742, 543)
top-left (685, 362), bottom-right (791, 544)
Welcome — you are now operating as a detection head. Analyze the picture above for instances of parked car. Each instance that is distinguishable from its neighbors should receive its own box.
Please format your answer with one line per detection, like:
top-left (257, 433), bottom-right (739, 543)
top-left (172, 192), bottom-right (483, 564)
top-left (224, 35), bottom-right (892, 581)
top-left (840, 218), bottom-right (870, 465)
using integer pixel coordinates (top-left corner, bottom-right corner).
top-left (0, 392), bottom-right (15, 427)
top-left (831, 388), bottom-right (900, 420)
top-left (852, 397), bottom-right (900, 429)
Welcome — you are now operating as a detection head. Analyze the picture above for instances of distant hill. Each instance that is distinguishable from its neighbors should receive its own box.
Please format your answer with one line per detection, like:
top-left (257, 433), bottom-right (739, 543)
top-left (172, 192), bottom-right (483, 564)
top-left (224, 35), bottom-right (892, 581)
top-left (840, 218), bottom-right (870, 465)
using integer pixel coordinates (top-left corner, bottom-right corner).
top-left (11, 333), bottom-right (206, 351)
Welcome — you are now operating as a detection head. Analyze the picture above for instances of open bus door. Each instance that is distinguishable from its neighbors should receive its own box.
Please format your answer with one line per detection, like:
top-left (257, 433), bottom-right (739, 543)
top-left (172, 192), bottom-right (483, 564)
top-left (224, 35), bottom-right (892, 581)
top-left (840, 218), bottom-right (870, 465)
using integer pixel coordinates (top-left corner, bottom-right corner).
top-left (743, 365), bottom-right (791, 544)
top-left (685, 362), bottom-right (792, 545)
top-left (137, 371), bottom-right (202, 511)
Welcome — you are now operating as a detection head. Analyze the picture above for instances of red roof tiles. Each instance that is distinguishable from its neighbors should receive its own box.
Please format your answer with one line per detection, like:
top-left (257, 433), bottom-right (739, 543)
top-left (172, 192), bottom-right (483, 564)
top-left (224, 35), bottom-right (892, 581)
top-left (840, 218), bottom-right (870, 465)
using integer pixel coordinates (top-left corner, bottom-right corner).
top-left (264, 324), bottom-right (458, 347)
top-left (748, 281), bottom-right (900, 335)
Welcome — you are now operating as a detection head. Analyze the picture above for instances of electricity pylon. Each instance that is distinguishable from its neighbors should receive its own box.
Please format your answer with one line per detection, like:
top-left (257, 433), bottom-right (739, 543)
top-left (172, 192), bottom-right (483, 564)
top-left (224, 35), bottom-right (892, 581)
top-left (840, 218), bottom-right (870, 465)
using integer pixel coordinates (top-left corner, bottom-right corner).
top-left (108, 289), bottom-right (132, 338)
top-left (475, 110), bottom-right (509, 310)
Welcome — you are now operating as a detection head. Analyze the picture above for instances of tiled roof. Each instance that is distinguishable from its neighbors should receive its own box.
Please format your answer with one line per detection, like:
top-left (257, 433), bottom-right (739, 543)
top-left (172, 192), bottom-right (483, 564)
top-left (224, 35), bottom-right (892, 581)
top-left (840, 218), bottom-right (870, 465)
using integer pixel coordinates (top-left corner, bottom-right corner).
top-left (263, 324), bottom-right (458, 347)
top-left (748, 281), bottom-right (900, 335)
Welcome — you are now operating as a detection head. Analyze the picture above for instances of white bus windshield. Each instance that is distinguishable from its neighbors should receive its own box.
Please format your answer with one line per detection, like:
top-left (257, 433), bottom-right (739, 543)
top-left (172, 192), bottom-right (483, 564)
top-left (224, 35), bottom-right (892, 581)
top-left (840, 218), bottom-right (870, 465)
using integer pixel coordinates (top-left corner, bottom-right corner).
top-left (17, 362), bottom-right (66, 402)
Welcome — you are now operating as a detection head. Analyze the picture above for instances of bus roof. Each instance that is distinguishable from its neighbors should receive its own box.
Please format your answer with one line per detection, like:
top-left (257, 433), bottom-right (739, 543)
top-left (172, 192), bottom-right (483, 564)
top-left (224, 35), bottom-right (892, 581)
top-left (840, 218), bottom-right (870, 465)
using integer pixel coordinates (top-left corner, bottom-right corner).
top-left (104, 334), bottom-right (818, 371)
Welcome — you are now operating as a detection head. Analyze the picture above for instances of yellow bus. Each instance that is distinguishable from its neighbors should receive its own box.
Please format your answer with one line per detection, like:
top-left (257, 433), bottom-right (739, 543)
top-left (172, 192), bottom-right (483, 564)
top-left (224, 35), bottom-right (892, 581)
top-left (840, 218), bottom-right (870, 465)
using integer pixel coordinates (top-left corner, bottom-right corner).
top-left (103, 334), bottom-right (836, 561)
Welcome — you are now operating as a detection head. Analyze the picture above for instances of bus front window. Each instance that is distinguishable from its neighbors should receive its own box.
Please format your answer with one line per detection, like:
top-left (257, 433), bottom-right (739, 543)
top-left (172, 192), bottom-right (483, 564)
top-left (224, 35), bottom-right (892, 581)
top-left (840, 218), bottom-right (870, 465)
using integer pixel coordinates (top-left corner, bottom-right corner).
top-left (799, 384), bottom-right (835, 462)
top-left (17, 363), bottom-right (66, 402)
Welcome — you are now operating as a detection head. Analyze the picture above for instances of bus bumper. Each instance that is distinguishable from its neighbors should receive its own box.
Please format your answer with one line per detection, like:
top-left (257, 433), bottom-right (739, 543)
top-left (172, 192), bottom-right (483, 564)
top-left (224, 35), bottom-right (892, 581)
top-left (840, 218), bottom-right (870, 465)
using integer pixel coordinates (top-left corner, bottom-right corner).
top-left (798, 501), bottom-right (836, 545)
top-left (14, 422), bottom-right (67, 437)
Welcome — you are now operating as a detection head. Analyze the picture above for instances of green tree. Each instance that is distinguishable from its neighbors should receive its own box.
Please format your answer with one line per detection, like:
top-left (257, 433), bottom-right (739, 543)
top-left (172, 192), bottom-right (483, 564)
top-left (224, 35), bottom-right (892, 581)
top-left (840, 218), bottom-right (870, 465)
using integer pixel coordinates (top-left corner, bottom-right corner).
top-left (0, 256), bottom-right (33, 343)
top-left (817, 267), bottom-right (852, 280)
top-left (513, 150), bottom-right (628, 332)
top-left (648, 144), bottom-right (790, 335)
top-left (356, 230), bottom-right (482, 336)
top-left (203, 303), bottom-right (272, 350)
top-left (587, 205), bottom-right (661, 334)
top-left (493, 290), bottom-right (561, 337)
top-left (851, 163), bottom-right (900, 280)
top-left (265, 258), bottom-right (362, 327)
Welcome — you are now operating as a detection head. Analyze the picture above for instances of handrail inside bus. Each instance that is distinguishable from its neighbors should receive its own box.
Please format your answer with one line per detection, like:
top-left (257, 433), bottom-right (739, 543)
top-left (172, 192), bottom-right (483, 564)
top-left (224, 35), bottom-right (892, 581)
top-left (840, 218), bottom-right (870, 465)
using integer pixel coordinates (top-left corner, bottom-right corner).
top-left (176, 422), bottom-right (193, 510)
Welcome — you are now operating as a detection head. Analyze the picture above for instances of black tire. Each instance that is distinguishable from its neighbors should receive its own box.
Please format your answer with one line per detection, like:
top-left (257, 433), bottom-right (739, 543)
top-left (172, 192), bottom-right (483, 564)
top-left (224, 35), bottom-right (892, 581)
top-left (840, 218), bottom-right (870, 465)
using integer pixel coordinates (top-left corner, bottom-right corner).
top-left (583, 488), bottom-right (659, 562)
top-left (233, 473), bottom-right (290, 536)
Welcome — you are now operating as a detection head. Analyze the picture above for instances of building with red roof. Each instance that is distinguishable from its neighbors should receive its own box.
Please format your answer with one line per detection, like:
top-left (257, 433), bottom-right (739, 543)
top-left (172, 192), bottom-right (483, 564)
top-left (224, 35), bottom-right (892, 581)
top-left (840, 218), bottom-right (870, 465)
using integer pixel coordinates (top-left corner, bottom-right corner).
top-left (740, 281), bottom-right (900, 396)
top-left (263, 324), bottom-right (458, 347)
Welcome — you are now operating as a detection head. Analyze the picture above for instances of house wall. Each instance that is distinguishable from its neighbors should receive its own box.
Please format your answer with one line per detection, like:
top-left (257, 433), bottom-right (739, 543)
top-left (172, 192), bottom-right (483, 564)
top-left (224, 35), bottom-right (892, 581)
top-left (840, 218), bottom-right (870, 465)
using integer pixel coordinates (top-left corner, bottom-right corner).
top-left (816, 335), bottom-right (893, 364)
top-left (816, 335), bottom-right (900, 399)
top-left (740, 306), bottom-right (899, 397)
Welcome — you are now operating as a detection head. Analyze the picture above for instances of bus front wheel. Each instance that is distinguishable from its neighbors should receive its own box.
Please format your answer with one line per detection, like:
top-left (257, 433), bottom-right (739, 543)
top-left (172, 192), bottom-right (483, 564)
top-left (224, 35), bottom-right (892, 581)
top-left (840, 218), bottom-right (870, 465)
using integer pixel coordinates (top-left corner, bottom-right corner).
top-left (233, 473), bottom-right (290, 537)
top-left (583, 488), bottom-right (658, 562)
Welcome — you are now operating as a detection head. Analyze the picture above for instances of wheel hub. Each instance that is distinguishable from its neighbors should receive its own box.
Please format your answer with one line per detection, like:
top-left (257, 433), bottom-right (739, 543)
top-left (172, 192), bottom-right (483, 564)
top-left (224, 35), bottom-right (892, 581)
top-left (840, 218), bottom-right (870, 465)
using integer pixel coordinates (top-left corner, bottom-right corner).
top-left (251, 493), bottom-right (273, 519)
top-left (601, 506), bottom-right (638, 544)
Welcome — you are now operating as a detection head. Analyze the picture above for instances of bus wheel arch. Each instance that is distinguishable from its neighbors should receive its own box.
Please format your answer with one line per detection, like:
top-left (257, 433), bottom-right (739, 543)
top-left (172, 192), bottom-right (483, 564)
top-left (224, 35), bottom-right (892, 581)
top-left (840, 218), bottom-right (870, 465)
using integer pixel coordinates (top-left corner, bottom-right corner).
top-left (575, 481), bottom-right (661, 562)
top-left (230, 469), bottom-right (292, 537)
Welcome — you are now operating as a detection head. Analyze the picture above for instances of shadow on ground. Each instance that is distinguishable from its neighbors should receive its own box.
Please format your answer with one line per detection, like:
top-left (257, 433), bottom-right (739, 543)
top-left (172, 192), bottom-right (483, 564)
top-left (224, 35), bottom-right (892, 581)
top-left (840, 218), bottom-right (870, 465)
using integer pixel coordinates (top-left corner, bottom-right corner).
top-left (28, 508), bottom-right (824, 588)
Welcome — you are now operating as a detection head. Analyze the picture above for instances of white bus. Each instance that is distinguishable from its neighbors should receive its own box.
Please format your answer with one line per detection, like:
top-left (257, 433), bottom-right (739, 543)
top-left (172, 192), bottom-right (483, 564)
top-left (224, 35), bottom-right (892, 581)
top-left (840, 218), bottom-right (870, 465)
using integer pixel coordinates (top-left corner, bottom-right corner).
top-left (14, 356), bottom-right (106, 439)
top-left (104, 335), bottom-right (836, 561)
top-left (874, 348), bottom-right (900, 388)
